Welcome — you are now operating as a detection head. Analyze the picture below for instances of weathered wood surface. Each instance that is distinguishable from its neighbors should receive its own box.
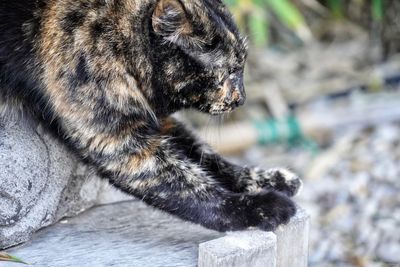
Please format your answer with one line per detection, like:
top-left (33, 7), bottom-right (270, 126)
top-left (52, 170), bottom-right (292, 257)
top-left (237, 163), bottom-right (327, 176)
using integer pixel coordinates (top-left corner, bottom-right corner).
top-left (199, 231), bottom-right (277, 267)
top-left (275, 207), bottom-right (309, 267)
top-left (198, 207), bottom-right (309, 267)
top-left (4, 200), bottom-right (222, 267)
top-left (4, 202), bottom-right (309, 267)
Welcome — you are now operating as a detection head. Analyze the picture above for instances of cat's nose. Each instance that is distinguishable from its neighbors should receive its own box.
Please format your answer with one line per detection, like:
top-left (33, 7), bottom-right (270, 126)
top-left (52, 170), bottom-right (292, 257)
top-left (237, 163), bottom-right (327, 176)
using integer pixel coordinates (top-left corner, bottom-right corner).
top-left (223, 72), bottom-right (246, 107)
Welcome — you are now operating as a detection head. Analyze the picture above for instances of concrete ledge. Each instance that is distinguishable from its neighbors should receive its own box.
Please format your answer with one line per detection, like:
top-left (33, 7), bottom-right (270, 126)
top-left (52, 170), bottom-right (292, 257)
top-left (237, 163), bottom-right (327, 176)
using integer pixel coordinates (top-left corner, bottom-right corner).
top-left (199, 231), bottom-right (277, 267)
top-left (4, 201), bottom-right (309, 266)
top-left (276, 207), bottom-right (310, 267)
top-left (199, 207), bottom-right (309, 267)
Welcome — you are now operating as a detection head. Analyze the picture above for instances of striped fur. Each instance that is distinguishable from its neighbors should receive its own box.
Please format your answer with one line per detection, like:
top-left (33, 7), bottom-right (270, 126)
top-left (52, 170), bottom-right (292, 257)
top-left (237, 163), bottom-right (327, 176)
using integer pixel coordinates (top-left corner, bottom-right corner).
top-left (0, 0), bottom-right (299, 231)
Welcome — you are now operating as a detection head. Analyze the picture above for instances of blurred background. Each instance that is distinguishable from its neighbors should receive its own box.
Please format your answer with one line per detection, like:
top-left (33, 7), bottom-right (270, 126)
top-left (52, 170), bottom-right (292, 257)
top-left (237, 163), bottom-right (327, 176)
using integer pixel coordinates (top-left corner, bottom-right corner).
top-left (182, 1), bottom-right (400, 266)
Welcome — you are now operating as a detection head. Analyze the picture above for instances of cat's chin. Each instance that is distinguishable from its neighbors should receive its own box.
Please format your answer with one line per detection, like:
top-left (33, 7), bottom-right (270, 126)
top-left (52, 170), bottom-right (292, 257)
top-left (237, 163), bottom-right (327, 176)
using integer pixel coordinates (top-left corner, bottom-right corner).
top-left (206, 98), bottom-right (245, 115)
top-left (208, 107), bottom-right (235, 116)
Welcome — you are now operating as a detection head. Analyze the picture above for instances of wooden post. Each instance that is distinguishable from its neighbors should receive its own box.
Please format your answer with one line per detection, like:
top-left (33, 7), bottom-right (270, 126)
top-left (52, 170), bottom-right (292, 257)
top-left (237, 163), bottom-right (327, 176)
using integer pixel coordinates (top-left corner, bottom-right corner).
top-left (275, 207), bottom-right (310, 267)
top-left (198, 231), bottom-right (277, 267)
top-left (198, 207), bottom-right (310, 267)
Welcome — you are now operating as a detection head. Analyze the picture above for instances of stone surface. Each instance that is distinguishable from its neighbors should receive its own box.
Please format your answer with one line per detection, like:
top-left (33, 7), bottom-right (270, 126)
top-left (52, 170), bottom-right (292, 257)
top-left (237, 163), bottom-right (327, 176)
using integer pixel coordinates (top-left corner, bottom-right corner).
top-left (6, 201), bottom-right (310, 267)
top-left (5, 200), bottom-right (223, 267)
top-left (199, 207), bottom-right (310, 267)
top-left (0, 115), bottom-right (130, 249)
top-left (4, 186), bottom-right (309, 267)
top-left (199, 230), bottom-right (277, 267)
top-left (275, 207), bottom-right (310, 267)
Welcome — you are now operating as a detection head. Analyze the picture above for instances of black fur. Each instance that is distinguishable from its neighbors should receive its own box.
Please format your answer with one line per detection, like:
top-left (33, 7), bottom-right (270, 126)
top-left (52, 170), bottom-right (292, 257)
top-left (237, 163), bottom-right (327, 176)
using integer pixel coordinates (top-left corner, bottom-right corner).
top-left (0, 0), bottom-right (301, 232)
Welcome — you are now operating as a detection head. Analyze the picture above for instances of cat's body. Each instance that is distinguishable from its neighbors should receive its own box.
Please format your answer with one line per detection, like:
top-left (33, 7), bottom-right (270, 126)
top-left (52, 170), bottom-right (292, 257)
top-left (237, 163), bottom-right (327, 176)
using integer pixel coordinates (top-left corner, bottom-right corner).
top-left (0, 0), bottom-right (301, 231)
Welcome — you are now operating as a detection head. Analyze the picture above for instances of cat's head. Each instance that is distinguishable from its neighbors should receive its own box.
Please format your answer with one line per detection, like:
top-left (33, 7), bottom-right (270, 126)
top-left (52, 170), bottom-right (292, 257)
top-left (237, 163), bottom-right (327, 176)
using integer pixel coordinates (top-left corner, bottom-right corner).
top-left (150, 0), bottom-right (248, 115)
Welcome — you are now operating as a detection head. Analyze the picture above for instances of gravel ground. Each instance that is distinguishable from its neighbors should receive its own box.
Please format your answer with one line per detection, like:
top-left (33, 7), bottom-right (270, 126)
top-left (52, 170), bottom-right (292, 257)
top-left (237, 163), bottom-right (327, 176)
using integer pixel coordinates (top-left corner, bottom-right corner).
top-left (223, 35), bottom-right (400, 266)
top-left (303, 124), bottom-right (400, 267)
top-left (235, 123), bottom-right (400, 267)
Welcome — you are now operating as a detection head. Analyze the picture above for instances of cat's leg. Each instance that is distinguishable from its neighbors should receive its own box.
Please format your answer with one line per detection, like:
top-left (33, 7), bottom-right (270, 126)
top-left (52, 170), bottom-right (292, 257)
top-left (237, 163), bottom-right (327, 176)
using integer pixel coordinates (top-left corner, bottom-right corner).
top-left (39, 94), bottom-right (295, 232)
top-left (164, 117), bottom-right (302, 197)
top-left (61, 117), bottom-right (296, 231)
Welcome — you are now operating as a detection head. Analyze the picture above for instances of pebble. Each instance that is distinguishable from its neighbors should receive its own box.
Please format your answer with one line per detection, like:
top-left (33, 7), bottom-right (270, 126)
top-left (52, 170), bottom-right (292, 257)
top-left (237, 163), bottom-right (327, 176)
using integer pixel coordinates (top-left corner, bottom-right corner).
top-left (239, 123), bottom-right (400, 266)
top-left (303, 124), bottom-right (400, 266)
top-left (377, 242), bottom-right (400, 263)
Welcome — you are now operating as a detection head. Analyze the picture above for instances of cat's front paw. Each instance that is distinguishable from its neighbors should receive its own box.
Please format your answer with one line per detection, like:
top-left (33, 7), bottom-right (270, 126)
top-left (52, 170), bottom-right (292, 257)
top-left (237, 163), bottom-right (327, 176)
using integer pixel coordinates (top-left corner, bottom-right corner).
top-left (222, 191), bottom-right (297, 231)
top-left (250, 168), bottom-right (303, 197)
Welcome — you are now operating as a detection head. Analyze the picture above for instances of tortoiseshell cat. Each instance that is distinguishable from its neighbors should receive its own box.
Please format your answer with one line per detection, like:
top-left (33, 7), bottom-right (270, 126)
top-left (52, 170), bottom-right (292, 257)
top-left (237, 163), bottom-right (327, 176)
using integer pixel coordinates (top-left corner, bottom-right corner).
top-left (0, 0), bottom-right (302, 231)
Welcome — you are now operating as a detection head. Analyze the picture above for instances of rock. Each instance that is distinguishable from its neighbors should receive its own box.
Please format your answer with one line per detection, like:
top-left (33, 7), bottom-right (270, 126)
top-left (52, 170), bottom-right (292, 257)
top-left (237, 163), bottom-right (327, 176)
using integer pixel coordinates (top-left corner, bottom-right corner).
top-left (302, 124), bottom-right (400, 266)
top-left (199, 231), bottom-right (277, 267)
top-left (0, 114), bottom-right (130, 249)
top-left (377, 242), bottom-right (400, 263)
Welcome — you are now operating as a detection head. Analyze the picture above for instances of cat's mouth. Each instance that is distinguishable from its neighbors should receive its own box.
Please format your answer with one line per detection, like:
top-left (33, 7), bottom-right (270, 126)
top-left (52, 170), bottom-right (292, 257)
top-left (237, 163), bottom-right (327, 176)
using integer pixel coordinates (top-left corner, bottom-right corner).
top-left (208, 104), bottom-right (235, 115)
top-left (208, 71), bottom-right (246, 115)
top-left (207, 98), bottom-right (245, 115)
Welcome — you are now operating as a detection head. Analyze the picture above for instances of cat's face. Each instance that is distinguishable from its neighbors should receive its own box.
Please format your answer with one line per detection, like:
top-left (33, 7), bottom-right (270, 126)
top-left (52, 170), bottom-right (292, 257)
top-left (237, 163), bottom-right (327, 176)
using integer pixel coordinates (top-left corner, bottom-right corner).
top-left (150, 0), bottom-right (248, 115)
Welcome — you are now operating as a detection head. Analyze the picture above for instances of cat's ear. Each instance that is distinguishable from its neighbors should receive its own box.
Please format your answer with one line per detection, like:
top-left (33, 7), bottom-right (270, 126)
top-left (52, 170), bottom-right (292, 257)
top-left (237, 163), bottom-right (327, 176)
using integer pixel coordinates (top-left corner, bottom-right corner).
top-left (152, 0), bottom-right (192, 39)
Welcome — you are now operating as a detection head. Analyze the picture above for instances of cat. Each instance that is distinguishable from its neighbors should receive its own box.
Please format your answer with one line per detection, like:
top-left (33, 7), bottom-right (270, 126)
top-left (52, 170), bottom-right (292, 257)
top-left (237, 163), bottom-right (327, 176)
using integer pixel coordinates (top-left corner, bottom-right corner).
top-left (0, 0), bottom-right (301, 231)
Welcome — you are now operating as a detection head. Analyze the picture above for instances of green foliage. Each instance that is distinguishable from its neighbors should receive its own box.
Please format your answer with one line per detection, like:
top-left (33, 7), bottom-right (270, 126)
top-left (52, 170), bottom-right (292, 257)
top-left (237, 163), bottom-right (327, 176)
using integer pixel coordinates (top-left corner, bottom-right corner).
top-left (0, 252), bottom-right (28, 264)
top-left (326, 0), bottom-right (383, 22)
top-left (248, 10), bottom-right (269, 46)
top-left (327, 0), bottom-right (344, 19)
top-left (265, 0), bottom-right (306, 30)
top-left (371, 0), bottom-right (383, 21)
top-left (226, 0), bottom-right (386, 48)
top-left (226, 0), bottom-right (309, 47)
